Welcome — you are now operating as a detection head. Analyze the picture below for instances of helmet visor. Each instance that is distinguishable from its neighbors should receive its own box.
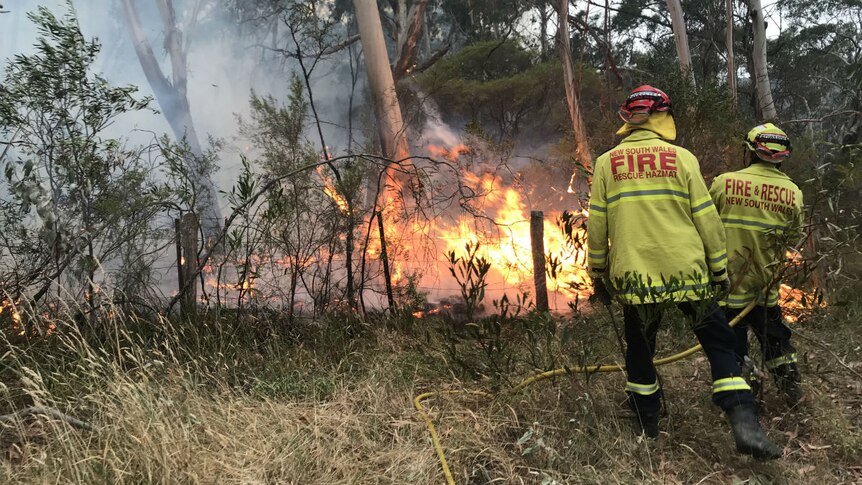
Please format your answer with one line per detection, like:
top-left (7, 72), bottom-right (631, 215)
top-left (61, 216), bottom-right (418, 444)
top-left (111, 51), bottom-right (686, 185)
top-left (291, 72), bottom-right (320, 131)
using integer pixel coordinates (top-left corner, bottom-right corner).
top-left (618, 107), bottom-right (651, 125)
top-left (754, 143), bottom-right (791, 162)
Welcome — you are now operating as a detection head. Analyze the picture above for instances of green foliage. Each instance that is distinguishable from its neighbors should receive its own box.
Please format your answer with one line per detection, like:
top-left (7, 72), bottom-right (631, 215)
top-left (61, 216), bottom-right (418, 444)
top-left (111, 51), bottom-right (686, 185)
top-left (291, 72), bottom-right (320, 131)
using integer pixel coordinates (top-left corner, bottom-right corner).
top-left (767, 16), bottom-right (862, 233)
top-left (235, 73), bottom-right (368, 315)
top-left (427, 40), bottom-right (536, 81)
top-left (0, 5), bottom-right (168, 305)
top-left (493, 291), bottom-right (533, 320)
top-left (435, 299), bottom-right (596, 390)
top-left (418, 40), bottom-right (567, 140)
top-left (447, 241), bottom-right (492, 321)
top-left (555, 210), bottom-right (590, 304)
top-left (246, 75), bottom-right (316, 178)
top-left (439, 0), bottom-right (533, 41)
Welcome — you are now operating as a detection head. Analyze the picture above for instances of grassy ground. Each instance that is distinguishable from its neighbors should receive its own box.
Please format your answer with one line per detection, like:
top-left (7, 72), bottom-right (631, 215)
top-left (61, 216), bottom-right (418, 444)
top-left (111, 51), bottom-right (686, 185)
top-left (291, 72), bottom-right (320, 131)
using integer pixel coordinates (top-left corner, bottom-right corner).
top-left (1, 285), bottom-right (861, 484)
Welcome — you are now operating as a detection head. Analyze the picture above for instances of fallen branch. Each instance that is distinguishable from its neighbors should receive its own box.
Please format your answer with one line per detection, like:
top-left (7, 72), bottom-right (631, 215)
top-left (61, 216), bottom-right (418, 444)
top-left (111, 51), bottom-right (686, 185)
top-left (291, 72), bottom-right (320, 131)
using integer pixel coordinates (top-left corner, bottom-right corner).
top-left (0, 406), bottom-right (95, 431)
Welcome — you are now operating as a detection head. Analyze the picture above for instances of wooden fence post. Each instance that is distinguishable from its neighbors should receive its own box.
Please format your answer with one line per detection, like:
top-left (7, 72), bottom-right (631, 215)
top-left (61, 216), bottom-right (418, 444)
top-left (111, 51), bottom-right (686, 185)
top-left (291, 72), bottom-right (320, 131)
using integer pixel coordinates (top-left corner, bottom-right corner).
top-left (376, 211), bottom-right (396, 314)
top-left (175, 218), bottom-right (184, 296)
top-left (530, 211), bottom-right (549, 312)
top-left (178, 213), bottom-right (199, 318)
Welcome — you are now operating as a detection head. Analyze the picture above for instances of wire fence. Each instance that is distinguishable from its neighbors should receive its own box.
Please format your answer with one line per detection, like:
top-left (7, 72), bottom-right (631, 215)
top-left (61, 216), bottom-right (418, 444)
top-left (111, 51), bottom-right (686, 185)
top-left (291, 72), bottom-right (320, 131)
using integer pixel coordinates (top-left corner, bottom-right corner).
top-left (164, 209), bottom-right (591, 316)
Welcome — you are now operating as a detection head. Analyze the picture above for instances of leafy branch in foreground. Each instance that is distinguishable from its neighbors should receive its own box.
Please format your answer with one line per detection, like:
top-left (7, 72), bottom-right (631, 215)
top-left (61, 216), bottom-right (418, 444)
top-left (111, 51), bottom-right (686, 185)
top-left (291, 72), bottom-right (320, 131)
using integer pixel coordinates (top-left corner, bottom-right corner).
top-left (448, 242), bottom-right (492, 322)
top-left (0, 5), bottom-right (169, 313)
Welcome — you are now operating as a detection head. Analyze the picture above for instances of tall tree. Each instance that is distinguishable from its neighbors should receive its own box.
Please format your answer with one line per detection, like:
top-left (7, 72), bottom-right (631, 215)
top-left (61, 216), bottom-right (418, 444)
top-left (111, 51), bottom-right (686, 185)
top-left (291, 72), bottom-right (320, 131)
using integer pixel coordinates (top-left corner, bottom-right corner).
top-left (726, 0), bottom-right (737, 106)
top-left (744, 0), bottom-right (778, 120)
top-left (391, 0), bottom-right (431, 81)
top-left (121, 0), bottom-right (223, 242)
top-left (557, 0), bottom-right (591, 172)
top-left (354, 0), bottom-right (409, 160)
top-left (665, 0), bottom-right (696, 87)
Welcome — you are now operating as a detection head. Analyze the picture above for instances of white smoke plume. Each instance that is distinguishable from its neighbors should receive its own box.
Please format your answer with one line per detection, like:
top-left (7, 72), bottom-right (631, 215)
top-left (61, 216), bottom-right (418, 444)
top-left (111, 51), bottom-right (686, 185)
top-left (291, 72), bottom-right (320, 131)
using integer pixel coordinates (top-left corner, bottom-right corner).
top-left (1, 0), bottom-right (360, 207)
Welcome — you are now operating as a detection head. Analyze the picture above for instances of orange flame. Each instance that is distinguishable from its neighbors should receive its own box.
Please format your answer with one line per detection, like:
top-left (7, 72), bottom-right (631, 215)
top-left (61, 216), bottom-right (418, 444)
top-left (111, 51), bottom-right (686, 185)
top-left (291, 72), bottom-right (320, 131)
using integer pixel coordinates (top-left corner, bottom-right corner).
top-left (779, 283), bottom-right (822, 323)
top-left (434, 173), bottom-right (590, 299)
top-left (1, 300), bottom-right (25, 335)
top-left (206, 277), bottom-right (255, 292)
top-left (427, 144), bottom-right (469, 160)
top-left (316, 166), bottom-right (350, 214)
top-left (373, 151), bottom-right (592, 310)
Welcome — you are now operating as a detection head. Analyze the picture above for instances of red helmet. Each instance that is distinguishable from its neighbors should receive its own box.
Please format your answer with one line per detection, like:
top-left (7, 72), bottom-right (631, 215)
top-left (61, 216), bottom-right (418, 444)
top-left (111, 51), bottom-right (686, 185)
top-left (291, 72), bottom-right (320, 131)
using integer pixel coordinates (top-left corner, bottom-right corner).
top-left (618, 85), bottom-right (672, 125)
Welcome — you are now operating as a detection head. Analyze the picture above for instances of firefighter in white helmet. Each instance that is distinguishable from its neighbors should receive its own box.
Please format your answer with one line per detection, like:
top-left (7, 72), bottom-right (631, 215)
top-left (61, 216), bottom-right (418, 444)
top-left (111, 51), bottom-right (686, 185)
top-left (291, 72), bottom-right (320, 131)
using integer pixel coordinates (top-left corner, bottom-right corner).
top-left (588, 85), bottom-right (780, 459)
top-left (710, 123), bottom-right (805, 404)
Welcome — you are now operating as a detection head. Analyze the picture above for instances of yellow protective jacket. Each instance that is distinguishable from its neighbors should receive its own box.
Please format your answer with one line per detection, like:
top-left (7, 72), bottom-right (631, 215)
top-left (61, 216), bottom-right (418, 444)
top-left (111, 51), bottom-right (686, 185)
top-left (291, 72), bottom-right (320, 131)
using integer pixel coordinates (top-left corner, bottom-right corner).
top-left (587, 130), bottom-right (728, 303)
top-left (709, 164), bottom-right (804, 308)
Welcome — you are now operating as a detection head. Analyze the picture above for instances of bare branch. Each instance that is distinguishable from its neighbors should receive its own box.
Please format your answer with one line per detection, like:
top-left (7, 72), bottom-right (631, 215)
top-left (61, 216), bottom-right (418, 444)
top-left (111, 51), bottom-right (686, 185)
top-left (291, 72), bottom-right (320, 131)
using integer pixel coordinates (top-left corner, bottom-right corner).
top-left (163, 154), bottom-right (436, 315)
top-left (0, 407), bottom-right (94, 431)
top-left (321, 34), bottom-right (361, 55)
top-left (783, 110), bottom-right (861, 124)
top-left (413, 42), bottom-right (451, 74)
top-left (583, 0), bottom-right (673, 30)
top-left (792, 329), bottom-right (862, 382)
top-left (567, 15), bottom-right (623, 88)
top-left (251, 34), bottom-right (362, 60)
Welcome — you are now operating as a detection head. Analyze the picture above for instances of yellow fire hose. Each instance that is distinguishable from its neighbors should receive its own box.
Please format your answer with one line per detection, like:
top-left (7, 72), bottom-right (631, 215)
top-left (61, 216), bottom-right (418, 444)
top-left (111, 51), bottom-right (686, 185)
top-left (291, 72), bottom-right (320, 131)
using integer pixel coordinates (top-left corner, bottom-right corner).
top-left (414, 299), bottom-right (758, 485)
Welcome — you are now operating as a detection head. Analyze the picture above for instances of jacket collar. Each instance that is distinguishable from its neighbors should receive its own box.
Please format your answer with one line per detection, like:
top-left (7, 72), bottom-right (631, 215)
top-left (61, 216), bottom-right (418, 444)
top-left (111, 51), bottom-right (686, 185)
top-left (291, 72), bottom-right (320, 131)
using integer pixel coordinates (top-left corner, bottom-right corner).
top-left (742, 163), bottom-right (789, 180)
top-left (620, 129), bottom-right (663, 144)
top-left (616, 111), bottom-right (677, 140)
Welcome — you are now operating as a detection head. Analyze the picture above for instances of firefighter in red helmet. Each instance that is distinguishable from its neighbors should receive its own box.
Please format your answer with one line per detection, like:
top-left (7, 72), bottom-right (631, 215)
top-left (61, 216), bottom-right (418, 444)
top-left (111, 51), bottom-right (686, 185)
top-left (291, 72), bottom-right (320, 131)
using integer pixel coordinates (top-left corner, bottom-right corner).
top-left (587, 85), bottom-right (780, 458)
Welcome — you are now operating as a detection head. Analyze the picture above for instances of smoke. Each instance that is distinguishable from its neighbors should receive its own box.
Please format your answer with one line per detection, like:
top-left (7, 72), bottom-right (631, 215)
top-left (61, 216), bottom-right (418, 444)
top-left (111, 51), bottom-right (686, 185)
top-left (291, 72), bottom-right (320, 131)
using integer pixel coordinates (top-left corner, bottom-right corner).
top-left (1, 1), bottom-right (584, 309)
top-left (0, 0), bottom-right (370, 302)
top-left (0, 0), bottom-right (360, 206)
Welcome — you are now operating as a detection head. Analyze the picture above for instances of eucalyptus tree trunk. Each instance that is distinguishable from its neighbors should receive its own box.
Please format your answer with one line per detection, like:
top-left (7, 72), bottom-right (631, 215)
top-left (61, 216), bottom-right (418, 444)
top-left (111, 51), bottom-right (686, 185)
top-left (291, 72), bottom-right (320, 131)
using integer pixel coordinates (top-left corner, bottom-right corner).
top-left (665, 0), bottom-right (696, 87)
top-left (121, 0), bottom-right (222, 243)
top-left (392, 0), bottom-right (430, 81)
top-left (558, 0), bottom-right (592, 172)
top-left (726, 0), bottom-right (737, 106)
top-left (539, 1), bottom-right (550, 59)
top-left (354, 0), bottom-right (409, 160)
top-left (745, 0), bottom-right (778, 120)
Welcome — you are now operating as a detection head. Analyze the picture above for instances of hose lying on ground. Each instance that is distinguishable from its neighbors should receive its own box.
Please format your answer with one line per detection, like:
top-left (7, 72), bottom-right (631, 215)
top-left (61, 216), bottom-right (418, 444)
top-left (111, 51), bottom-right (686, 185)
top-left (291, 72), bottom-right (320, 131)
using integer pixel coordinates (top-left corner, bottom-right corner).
top-left (414, 298), bottom-right (758, 485)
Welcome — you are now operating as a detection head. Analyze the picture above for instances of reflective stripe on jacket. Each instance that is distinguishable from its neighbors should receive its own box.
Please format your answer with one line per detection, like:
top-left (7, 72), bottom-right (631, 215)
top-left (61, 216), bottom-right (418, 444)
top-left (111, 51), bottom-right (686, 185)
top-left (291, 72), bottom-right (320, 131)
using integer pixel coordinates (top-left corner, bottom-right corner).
top-left (587, 130), bottom-right (727, 303)
top-left (710, 164), bottom-right (804, 308)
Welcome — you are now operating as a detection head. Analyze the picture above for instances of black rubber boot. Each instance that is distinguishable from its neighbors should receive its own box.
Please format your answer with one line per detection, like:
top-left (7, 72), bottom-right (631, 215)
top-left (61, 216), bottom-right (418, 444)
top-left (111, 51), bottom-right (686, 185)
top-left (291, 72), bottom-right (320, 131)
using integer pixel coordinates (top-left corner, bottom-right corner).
top-left (633, 410), bottom-right (659, 439)
top-left (625, 395), bottom-right (660, 439)
top-left (726, 404), bottom-right (781, 459)
top-left (773, 364), bottom-right (803, 405)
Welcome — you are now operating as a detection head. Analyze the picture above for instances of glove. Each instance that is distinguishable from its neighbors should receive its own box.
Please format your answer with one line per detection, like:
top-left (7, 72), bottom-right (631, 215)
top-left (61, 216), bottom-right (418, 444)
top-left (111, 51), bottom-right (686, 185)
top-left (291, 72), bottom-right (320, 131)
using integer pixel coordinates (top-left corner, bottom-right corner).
top-left (711, 273), bottom-right (730, 297)
top-left (590, 277), bottom-right (613, 306)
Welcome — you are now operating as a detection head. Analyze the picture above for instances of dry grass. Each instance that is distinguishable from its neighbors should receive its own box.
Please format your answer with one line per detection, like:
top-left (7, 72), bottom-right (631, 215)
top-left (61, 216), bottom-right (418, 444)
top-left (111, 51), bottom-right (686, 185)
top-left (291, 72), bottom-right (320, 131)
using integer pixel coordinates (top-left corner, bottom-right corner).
top-left (1, 293), bottom-right (861, 484)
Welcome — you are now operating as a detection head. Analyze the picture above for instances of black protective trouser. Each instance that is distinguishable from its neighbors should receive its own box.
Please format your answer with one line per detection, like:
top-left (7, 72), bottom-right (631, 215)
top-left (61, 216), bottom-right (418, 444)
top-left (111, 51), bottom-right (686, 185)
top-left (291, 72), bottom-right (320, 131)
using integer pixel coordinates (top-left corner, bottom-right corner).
top-left (623, 301), bottom-right (755, 417)
top-left (725, 305), bottom-right (797, 373)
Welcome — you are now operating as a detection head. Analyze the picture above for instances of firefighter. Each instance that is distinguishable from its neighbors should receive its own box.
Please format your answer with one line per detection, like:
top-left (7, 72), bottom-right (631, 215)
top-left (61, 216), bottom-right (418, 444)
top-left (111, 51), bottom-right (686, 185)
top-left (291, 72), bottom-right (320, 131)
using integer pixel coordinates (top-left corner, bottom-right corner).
top-left (710, 123), bottom-right (805, 405)
top-left (587, 85), bottom-right (780, 459)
